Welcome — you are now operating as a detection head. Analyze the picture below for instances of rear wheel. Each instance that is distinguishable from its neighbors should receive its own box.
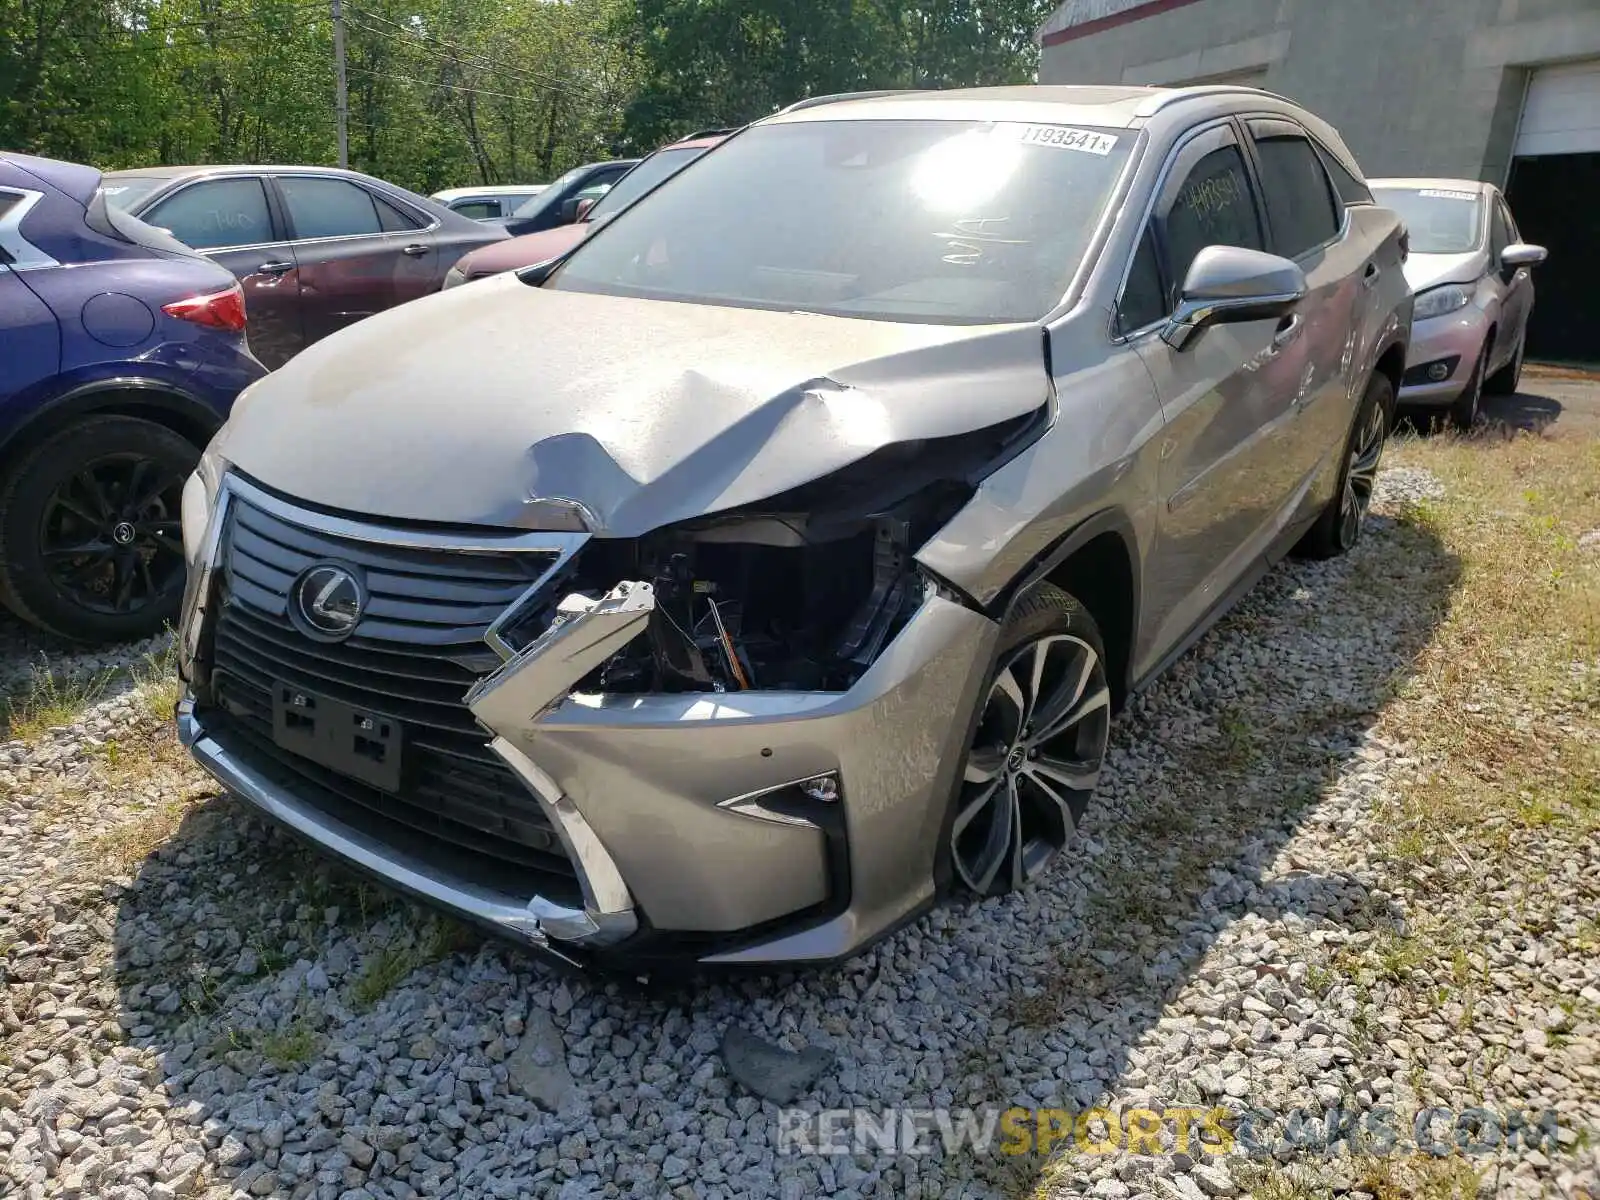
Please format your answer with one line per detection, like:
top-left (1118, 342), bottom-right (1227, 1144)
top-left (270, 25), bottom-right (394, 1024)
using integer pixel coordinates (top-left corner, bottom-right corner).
top-left (0, 416), bottom-right (197, 642)
top-left (944, 583), bottom-right (1111, 899)
top-left (1294, 372), bottom-right (1390, 560)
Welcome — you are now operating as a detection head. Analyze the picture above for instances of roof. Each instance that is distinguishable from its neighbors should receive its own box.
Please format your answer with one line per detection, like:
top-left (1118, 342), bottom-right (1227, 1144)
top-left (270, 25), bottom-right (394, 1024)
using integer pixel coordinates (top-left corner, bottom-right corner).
top-left (1368, 177), bottom-right (1494, 194)
top-left (1, 152), bottom-right (101, 204)
top-left (431, 185), bottom-right (547, 201)
top-left (100, 163), bottom-right (411, 185)
top-left (657, 133), bottom-right (730, 152)
top-left (766, 85), bottom-right (1164, 130)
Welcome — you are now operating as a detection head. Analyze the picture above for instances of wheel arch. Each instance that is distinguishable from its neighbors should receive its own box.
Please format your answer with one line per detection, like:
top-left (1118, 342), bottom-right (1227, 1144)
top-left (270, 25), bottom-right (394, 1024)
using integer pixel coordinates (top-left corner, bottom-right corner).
top-left (990, 508), bottom-right (1141, 712)
top-left (1373, 340), bottom-right (1407, 408)
top-left (0, 378), bottom-right (222, 476)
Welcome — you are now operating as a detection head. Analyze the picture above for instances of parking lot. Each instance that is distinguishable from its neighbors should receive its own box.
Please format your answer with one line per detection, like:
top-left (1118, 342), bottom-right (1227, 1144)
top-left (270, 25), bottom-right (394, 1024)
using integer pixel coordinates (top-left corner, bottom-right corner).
top-left (3, 368), bottom-right (1596, 1200)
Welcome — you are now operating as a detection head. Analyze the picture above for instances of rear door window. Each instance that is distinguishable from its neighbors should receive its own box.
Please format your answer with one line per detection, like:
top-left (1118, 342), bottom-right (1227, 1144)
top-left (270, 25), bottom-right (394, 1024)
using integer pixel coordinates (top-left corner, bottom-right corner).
top-left (280, 176), bottom-right (382, 239)
top-left (1313, 142), bottom-right (1373, 206)
top-left (143, 177), bottom-right (274, 250)
top-left (1249, 123), bottom-right (1342, 258)
top-left (452, 199), bottom-right (500, 220)
top-left (374, 194), bottom-right (425, 231)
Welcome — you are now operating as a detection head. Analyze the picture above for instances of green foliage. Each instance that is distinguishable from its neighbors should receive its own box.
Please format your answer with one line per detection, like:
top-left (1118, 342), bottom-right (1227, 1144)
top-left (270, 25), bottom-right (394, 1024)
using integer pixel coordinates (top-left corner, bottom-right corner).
top-left (3, 0), bottom-right (1046, 189)
top-left (619, 0), bottom-right (1054, 148)
top-left (2, 0), bottom-right (640, 192)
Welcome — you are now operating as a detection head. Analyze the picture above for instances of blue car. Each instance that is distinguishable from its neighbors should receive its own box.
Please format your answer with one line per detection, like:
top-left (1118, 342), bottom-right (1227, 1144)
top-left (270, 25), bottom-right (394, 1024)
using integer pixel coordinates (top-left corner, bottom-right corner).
top-left (0, 152), bottom-right (265, 642)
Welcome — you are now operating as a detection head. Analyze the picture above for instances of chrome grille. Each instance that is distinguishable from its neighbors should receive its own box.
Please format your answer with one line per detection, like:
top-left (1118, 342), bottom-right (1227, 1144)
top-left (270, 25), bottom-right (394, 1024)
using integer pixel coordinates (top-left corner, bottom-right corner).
top-left (200, 490), bottom-right (579, 892)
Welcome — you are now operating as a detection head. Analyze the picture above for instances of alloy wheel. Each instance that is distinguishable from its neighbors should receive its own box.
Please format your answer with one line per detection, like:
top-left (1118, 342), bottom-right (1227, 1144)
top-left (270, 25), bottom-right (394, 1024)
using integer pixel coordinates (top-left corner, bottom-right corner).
top-left (1338, 397), bottom-right (1387, 550)
top-left (952, 633), bottom-right (1111, 895)
top-left (39, 454), bottom-right (187, 616)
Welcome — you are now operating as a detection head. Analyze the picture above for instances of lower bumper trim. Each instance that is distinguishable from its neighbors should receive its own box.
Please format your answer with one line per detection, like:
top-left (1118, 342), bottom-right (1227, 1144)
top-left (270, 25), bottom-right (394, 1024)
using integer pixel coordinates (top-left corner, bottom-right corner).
top-left (177, 698), bottom-right (637, 951)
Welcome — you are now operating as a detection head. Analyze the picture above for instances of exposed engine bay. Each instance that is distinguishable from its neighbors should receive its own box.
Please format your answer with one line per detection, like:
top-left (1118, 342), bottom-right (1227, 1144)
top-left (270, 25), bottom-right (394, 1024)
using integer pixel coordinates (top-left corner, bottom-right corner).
top-left (485, 407), bottom-right (1047, 696)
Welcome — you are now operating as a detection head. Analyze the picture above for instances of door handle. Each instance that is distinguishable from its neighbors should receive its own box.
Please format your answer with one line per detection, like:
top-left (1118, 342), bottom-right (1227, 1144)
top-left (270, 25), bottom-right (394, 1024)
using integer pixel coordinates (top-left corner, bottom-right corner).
top-left (1272, 313), bottom-right (1303, 349)
top-left (1361, 261), bottom-right (1381, 290)
top-left (256, 260), bottom-right (295, 276)
top-left (402, 243), bottom-right (429, 257)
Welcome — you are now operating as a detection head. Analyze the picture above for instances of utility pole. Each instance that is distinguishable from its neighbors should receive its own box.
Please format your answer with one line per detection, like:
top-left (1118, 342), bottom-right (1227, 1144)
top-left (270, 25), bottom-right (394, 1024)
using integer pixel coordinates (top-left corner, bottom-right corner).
top-left (332, 0), bottom-right (349, 168)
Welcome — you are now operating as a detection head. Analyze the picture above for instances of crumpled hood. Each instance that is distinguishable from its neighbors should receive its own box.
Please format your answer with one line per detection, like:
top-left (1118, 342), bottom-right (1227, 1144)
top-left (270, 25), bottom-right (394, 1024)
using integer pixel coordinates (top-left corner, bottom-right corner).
top-left (216, 275), bottom-right (1051, 536)
top-left (1403, 249), bottom-right (1485, 294)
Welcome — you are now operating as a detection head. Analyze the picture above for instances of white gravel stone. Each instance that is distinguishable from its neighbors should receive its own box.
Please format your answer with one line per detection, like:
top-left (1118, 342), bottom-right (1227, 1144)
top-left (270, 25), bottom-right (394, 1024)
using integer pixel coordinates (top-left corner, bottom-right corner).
top-left (3, 470), bottom-right (1597, 1198)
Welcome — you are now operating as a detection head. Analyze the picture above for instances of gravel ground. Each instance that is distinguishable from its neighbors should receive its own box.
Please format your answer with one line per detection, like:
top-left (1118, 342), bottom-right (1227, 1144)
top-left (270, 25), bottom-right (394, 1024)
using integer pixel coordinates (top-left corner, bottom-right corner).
top-left (3, 464), bottom-right (1598, 1200)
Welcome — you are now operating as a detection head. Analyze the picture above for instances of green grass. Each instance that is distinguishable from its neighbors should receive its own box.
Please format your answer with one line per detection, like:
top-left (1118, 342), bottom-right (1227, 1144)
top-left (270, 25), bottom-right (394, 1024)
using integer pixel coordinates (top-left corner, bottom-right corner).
top-left (3, 656), bottom-right (117, 741)
top-left (130, 640), bottom-right (182, 724)
top-left (256, 1023), bottom-right (319, 1068)
top-left (348, 916), bottom-right (476, 1010)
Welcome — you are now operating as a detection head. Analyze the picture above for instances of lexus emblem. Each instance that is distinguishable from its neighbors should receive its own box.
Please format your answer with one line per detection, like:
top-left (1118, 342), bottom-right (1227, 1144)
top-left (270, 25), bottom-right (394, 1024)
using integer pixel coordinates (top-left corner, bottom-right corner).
top-left (291, 563), bottom-right (366, 640)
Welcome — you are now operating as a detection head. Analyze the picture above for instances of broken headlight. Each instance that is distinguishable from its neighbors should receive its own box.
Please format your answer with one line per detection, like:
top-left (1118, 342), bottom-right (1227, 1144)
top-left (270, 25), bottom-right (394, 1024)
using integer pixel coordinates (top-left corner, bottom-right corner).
top-left (497, 403), bottom-right (1049, 695)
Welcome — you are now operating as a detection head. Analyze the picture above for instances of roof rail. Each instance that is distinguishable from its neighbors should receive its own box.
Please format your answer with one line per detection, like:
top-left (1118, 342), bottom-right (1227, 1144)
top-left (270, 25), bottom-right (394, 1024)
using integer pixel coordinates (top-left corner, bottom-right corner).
top-left (1132, 83), bottom-right (1296, 117)
top-left (679, 127), bottom-right (740, 140)
top-left (774, 89), bottom-right (916, 116)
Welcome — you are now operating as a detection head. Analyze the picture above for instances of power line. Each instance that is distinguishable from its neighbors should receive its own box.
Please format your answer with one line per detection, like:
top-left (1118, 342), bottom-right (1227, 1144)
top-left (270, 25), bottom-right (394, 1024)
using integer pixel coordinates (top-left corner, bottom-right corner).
top-left (341, 15), bottom-right (591, 104)
top-left (344, 5), bottom-right (596, 98)
top-left (88, 26), bottom-right (310, 54)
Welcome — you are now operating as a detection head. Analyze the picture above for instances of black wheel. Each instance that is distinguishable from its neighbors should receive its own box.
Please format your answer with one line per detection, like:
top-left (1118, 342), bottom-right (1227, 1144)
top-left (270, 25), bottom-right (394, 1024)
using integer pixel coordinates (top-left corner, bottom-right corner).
top-left (0, 416), bottom-right (198, 642)
top-left (943, 583), bottom-right (1111, 899)
top-left (1484, 332), bottom-right (1523, 396)
top-left (1450, 341), bottom-right (1489, 429)
top-left (1295, 371), bottom-right (1391, 561)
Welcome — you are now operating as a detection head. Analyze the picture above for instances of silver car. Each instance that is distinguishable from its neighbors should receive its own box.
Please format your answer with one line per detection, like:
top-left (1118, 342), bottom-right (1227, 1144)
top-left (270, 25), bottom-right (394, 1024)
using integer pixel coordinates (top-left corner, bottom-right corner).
top-left (1372, 178), bottom-right (1547, 428)
top-left (175, 86), bottom-right (1412, 970)
top-left (429, 185), bottom-right (549, 222)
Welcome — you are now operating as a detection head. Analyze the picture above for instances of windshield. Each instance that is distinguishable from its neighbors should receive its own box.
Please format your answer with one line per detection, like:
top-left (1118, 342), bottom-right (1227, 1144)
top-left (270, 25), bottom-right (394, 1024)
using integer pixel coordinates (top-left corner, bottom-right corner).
top-left (1374, 186), bottom-right (1484, 254)
top-left (511, 166), bottom-right (591, 218)
top-left (587, 146), bottom-right (708, 221)
top-left (551, 119), bottom-right (1133, 324)
top-left (98, 175), bottom-right (172, 212)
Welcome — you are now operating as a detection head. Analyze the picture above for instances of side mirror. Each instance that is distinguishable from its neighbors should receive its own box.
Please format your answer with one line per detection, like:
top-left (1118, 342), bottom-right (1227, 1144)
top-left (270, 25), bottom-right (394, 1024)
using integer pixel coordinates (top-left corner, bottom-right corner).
top-left (575, 197), bottom-right (597, 222)
top-left (556, 198), bottom-right (583, 225)
top-left (1162, 246), bottom-right (1308, 351)
top-left (1500, 243), bottom-right (1547, 269)
top-left (516, 256), bottom-right (566, 286)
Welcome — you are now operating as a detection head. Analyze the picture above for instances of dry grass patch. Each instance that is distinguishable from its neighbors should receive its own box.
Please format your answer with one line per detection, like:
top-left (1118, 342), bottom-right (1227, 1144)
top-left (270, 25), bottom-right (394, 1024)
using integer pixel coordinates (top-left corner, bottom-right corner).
top-left (88, 797), bottom-right (198, 874)
top-left (2, 657), bottom-right (118, 741)
top-left (1378, 431), bottom-right (1600, 861)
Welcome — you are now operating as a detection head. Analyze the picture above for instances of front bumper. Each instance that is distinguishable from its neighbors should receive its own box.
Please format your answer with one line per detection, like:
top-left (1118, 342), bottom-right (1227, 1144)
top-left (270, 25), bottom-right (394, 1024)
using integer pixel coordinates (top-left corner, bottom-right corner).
top-left (177, 473), bottom-right (998, 967)
top-left (1397, 307), bottom-right (1488, 405)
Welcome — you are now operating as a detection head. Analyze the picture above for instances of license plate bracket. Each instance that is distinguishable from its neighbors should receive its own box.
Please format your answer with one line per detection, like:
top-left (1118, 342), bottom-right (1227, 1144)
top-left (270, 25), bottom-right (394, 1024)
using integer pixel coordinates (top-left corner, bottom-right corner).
top-left (271, 684), bottom-right (404, 792)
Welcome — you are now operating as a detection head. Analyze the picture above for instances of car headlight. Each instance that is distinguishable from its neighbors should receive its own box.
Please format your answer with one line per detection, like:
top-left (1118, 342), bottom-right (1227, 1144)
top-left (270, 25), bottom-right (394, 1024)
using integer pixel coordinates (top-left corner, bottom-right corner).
top-left (1413, 283), bottom-right (1472, 320)
top-left (441, 264), bottom-right (468, 290)
top-left (181, 444), bottom-right (229, 567)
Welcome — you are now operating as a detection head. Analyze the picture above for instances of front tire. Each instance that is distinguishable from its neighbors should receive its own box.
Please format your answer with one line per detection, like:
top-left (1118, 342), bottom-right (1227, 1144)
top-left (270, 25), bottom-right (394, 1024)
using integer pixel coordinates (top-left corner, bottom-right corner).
top-left (1295, 371), bottom-right (1391, 561)
top-left (1485, 332), bottom-right (1523, 396)
top-left (1450, 341), bottom-right (1490, 429)
top-left (943, 583), bottom-right (1111, 899)
top-left (0, 416), bottom-right (197, 643)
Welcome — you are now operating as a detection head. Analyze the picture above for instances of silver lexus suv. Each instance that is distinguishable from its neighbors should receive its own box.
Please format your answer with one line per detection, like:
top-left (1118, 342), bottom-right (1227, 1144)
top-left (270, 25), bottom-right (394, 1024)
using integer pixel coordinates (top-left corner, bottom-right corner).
top-left (175, 86), bottom-right (1412, 970)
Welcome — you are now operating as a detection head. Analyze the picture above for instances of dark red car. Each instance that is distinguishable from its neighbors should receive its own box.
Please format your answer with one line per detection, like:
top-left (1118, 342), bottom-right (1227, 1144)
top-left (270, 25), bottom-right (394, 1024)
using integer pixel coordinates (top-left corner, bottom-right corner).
top-left (441, 133), bottom-right (731, 290)
top-left (101, 165), bottom-right (507, 367)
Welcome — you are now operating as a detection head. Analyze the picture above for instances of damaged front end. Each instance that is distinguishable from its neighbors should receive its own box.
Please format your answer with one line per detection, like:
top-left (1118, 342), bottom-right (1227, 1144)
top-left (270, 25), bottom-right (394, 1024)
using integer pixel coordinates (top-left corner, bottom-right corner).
top-left (176, 397), bottom-right (1045, 969)
top-left (470, 404), bottom-right (1048, 713)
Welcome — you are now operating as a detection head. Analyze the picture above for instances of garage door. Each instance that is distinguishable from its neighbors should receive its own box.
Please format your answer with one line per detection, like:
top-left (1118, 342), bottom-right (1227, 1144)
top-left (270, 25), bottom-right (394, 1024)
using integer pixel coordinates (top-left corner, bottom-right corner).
top-left (1515, 60), bottom-right (1600, 157)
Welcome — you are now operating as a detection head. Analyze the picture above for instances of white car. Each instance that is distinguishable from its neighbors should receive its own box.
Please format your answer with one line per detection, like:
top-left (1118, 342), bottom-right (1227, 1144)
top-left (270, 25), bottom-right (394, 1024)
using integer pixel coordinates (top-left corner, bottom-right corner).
top-left (1372, 178), bottom-right (1547, 427)
top-left (429, 185), bottom-right (548, 222)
